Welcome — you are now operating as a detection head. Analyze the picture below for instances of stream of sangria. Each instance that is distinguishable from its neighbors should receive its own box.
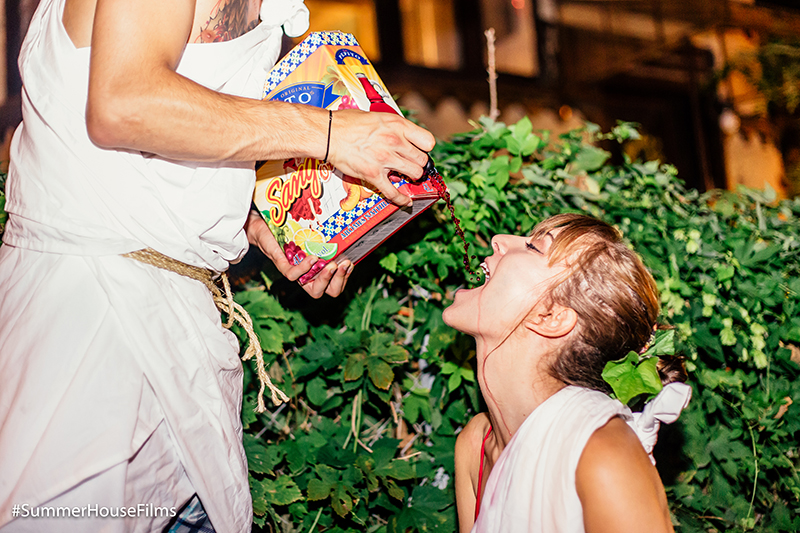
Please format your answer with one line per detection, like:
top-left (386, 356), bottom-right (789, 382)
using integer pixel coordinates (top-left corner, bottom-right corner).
top-left (424, 158), bottom-right (480, 283)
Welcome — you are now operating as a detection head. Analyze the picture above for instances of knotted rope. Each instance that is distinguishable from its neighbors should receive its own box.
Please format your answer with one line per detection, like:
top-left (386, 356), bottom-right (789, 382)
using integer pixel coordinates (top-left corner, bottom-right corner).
top-left (122, 248), bottom-right (289, 413)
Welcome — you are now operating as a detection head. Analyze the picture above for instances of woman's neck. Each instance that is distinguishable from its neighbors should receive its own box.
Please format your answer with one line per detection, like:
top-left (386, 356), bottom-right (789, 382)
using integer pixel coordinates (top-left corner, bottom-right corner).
top-left (475, 334), bottom-right (566, 448)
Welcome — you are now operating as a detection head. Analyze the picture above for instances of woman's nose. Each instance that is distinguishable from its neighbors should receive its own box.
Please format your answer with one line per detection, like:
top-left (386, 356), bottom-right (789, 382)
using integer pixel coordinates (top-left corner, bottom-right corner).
top-left (490, 234), bottom-right (508, 255)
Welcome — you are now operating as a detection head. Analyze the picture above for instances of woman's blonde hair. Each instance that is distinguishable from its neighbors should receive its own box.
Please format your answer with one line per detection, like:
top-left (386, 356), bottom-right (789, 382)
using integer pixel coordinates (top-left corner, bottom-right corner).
top-left (530, 214), bottom-right (668, 392)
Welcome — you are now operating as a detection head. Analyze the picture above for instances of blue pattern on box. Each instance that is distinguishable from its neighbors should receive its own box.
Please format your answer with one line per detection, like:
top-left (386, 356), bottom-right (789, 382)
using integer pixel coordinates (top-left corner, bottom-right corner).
top-left (264, 32), bottom-right (359, 96)
top-left (319, 179), bottom-right (411, 240)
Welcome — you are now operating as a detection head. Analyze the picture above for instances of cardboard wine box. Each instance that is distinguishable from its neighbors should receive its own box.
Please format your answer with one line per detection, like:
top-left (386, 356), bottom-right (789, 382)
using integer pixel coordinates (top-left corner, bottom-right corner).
top-left (254, 31), bottom-right (439, 283)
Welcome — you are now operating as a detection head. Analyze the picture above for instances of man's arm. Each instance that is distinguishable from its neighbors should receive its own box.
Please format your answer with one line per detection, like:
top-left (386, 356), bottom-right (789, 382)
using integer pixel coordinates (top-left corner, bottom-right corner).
top-left (83, 0), bottom-right (435, 206)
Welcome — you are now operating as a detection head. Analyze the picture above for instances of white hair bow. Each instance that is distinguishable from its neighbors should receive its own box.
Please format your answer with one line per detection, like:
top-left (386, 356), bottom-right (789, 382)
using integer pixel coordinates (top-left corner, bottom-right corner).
top-left (628, 382), bottom-right (692, 465)
top-left (260, 0), bottom-right (310, 37)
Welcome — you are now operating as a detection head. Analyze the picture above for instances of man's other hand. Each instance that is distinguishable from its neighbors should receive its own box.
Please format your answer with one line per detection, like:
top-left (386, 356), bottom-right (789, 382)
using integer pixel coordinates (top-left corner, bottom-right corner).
top-left (245, 211), bottom-right (353, 298)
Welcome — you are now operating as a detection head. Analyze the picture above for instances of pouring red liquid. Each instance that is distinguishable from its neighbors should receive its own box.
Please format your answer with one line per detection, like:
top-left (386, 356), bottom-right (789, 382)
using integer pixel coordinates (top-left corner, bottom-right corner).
top-left (423, 157), bottom-right (479, 283)
top-left (355, 74), bottom-right (478, 281)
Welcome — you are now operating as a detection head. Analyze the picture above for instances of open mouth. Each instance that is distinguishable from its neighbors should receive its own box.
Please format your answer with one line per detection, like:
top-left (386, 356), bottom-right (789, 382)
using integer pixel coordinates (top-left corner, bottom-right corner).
top-left (480, 262), bottom-right (490, 280)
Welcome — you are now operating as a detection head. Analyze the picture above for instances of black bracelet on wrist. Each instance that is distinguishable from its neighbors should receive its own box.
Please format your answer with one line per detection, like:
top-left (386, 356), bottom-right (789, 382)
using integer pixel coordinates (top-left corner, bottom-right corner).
top-left (323, 110), bottom-right (332, 163)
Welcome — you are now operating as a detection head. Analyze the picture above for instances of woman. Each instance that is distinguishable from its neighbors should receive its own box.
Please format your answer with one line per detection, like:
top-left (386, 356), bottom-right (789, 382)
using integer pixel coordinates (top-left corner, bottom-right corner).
top-left (445, 214), bottom-right (690, 533)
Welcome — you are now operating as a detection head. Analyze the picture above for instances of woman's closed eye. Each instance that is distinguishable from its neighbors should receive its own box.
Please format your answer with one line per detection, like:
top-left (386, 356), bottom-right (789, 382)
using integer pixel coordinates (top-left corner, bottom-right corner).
top-left (526, 241), bottom-right (542, 253)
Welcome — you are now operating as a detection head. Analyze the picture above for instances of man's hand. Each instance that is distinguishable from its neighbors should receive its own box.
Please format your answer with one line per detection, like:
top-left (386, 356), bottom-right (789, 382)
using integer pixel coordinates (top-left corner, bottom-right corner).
top-left (83, 0), bottom-right (435, 207)
top-left (245, 211), bottom-right (353, 298)
top-left (327, 109), bottom-right (435, 207)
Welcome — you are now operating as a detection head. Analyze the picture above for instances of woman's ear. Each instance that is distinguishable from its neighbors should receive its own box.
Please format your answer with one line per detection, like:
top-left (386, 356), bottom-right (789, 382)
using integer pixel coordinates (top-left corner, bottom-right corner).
top-left (524, 304), bottom-right (578, 339)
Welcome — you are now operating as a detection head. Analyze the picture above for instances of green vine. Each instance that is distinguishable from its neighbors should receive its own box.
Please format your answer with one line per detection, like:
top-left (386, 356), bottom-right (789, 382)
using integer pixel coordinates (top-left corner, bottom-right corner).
top-left (232, 118), bottom-right (800, 532)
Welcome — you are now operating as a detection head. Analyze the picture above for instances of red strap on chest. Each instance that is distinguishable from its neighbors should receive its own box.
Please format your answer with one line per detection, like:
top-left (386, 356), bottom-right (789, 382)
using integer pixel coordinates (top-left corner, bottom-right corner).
top-left (474, 426), bottom-right (493, 521)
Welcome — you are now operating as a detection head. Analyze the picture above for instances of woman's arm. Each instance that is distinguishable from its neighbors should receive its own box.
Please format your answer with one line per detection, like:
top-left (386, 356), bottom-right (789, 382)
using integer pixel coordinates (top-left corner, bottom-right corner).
top-left (455, 414), bottom-right (491, 533)
top-left (576, 417), bottom-right (674, 533)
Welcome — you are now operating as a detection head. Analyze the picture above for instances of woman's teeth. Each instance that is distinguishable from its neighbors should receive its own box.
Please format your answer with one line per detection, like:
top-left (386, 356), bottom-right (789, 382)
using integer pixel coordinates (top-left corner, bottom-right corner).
top-left (480, 262), bottom-right (490, 279)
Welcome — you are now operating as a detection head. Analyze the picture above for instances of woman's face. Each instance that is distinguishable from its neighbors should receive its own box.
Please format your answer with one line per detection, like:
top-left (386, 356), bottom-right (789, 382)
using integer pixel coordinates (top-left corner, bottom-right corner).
top-left (443, 231), bottom-right (568, 341)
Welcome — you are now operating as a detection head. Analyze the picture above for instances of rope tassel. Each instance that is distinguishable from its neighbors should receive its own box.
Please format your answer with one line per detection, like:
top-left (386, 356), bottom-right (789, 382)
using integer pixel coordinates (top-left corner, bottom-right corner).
top-left (123, 248), bottom-right (289, 413)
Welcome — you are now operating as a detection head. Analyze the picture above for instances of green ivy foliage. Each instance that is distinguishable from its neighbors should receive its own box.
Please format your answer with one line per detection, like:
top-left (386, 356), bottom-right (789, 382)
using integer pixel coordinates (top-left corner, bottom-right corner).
top-left (2, 117), bottom-right (799, 532)
top-left (231, 118), bottom-right (800, 533)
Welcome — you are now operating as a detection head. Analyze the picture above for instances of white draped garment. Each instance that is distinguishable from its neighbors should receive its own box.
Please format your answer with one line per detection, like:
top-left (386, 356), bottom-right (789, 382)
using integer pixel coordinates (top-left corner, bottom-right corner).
top-left (472, 386), bottom-right (631, 533)
top-left (471, 382), bottom-right (692, 533)
top-left (0, 0), bottom-right (309, 531)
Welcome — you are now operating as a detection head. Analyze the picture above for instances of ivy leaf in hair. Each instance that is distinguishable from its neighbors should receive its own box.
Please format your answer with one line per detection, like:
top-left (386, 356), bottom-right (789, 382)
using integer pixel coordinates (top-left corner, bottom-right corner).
top-left (640, 329), bottom-right (676, 358)
top-left (601, 352), bottom-right (663, 406)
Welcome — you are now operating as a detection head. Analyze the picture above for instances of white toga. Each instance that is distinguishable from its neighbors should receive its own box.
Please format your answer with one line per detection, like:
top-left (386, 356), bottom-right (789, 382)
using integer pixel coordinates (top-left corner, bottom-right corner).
top-left (0, 0), bottom-right (308, 531)
top-left (472, 386), bottom-right (632, 533)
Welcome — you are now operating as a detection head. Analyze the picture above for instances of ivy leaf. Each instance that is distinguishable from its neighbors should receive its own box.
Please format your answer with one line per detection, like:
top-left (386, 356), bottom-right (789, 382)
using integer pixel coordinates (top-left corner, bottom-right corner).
top-left (315, 463), bottom-right (340, 484)
top-left (447, 180), bottom-right (468, 198)
top-left (254, 319), bottom-right (285, 354)
top-left (506, 116), bottom-right (541, 156)
top-left (715, 264), bottom-right (735, 282)
top-left (440, 361), bottom-right (458, 375)
top-left (367, 358), bottom-right (394, 390)
top-left (379, 253), bottom-right (398, 273)
top-left (382, 459), bottom-right (415, 481)
top-left (250, 477), bottom-right (270, 517)
top-left (402, 392), bottom-right (430, 424)
top-left (602, 352), bottom-right (663, 405)
top-left (344, 353), bottom-right (366, 381)
top-left (355, 455), bottom-right (380, 492)
top-left (570, 145), bottom-right (611, 172)
top-left (447, 372), bottom-right (462, 392)
top-left (380, 344), bottom-right (409, 364)
top-left (261, 476), bottom-right (303, 506)
top-left (611, 121), bottom-right (642, 141)
top-left (307, 478), bottom-right (335, 501)
top-left (331, 484), bottom-right (353, 517)
top-left (244, 434), bottom-right (283, 475)
top-left (641, 329), bottom-right (676, 357)
top-left (386, 479), bottom-right (405, 500)
top-left (306, 376), bottom-right (329, 406)
top-left (239, 291), bottom-right (288, 320)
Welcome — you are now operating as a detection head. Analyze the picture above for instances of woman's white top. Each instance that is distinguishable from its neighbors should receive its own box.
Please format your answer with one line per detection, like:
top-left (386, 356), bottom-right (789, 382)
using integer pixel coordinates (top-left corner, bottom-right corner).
top-left (0, 0), bottom-right (308, 531)
top-left (472, 386), bottom-right (631, 533)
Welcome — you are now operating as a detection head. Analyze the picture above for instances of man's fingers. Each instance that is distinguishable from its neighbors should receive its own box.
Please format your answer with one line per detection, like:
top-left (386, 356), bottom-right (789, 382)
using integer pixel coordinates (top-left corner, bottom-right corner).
top-left (324, 261), bottom-right (352, 297)
top-left (247, 210), bottom-right (355, 296)
top-left (404, 122), bottom-right (436, 154)
top-left (368, 173), bottom-right (412, 207)
top-left (302, 261), bottom-right (338, 298)
top-left (326, 109), bottom-right (433, 207)
top-left (281, 255), bottom-right (318, 282)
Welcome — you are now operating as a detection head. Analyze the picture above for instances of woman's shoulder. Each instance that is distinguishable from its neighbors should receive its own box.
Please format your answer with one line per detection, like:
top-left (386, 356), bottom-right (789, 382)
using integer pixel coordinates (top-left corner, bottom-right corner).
top-left (576, 416), bottom-right (674, 532)
top-left (578, 416), bottom-right (648, 474)
top-left (455, 413), bottom-right (493, 477)
top-left (455, 413), bottom-right (493, 532)
top-left (456, 413), bottom-right (492, 455)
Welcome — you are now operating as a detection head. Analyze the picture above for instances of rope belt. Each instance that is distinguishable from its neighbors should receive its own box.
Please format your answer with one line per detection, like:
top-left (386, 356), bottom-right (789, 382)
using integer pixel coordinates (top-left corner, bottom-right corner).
top-left (122, 248), bottom-right (289, 413)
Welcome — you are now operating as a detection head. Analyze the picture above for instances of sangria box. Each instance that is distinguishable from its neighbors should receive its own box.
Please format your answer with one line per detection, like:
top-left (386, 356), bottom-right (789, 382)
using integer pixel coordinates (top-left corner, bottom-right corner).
top-left (254, 32), bottom-right (440, 283)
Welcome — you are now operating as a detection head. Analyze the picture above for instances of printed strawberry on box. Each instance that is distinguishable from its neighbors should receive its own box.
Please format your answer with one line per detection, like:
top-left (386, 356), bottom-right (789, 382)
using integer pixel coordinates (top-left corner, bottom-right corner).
top-left (254, 31), bottom-right (440, 284)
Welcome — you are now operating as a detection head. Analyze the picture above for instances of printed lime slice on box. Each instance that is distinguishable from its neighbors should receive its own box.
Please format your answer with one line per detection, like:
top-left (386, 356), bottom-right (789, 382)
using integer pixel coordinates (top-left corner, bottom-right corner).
top-left (305, 241), bottom-right (338, 260)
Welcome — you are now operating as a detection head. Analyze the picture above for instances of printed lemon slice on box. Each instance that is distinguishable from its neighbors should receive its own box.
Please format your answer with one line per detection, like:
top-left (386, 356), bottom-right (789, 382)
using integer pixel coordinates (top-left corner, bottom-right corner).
top-left (293, 228), bottom-right (324, 252)
top-left (305, 241), bottom-right (338, 260)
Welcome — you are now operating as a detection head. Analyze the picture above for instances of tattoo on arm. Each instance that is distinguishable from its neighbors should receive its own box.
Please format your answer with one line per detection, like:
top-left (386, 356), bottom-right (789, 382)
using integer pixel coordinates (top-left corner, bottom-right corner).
top-left (196, 0), bottom-right (259, 43)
